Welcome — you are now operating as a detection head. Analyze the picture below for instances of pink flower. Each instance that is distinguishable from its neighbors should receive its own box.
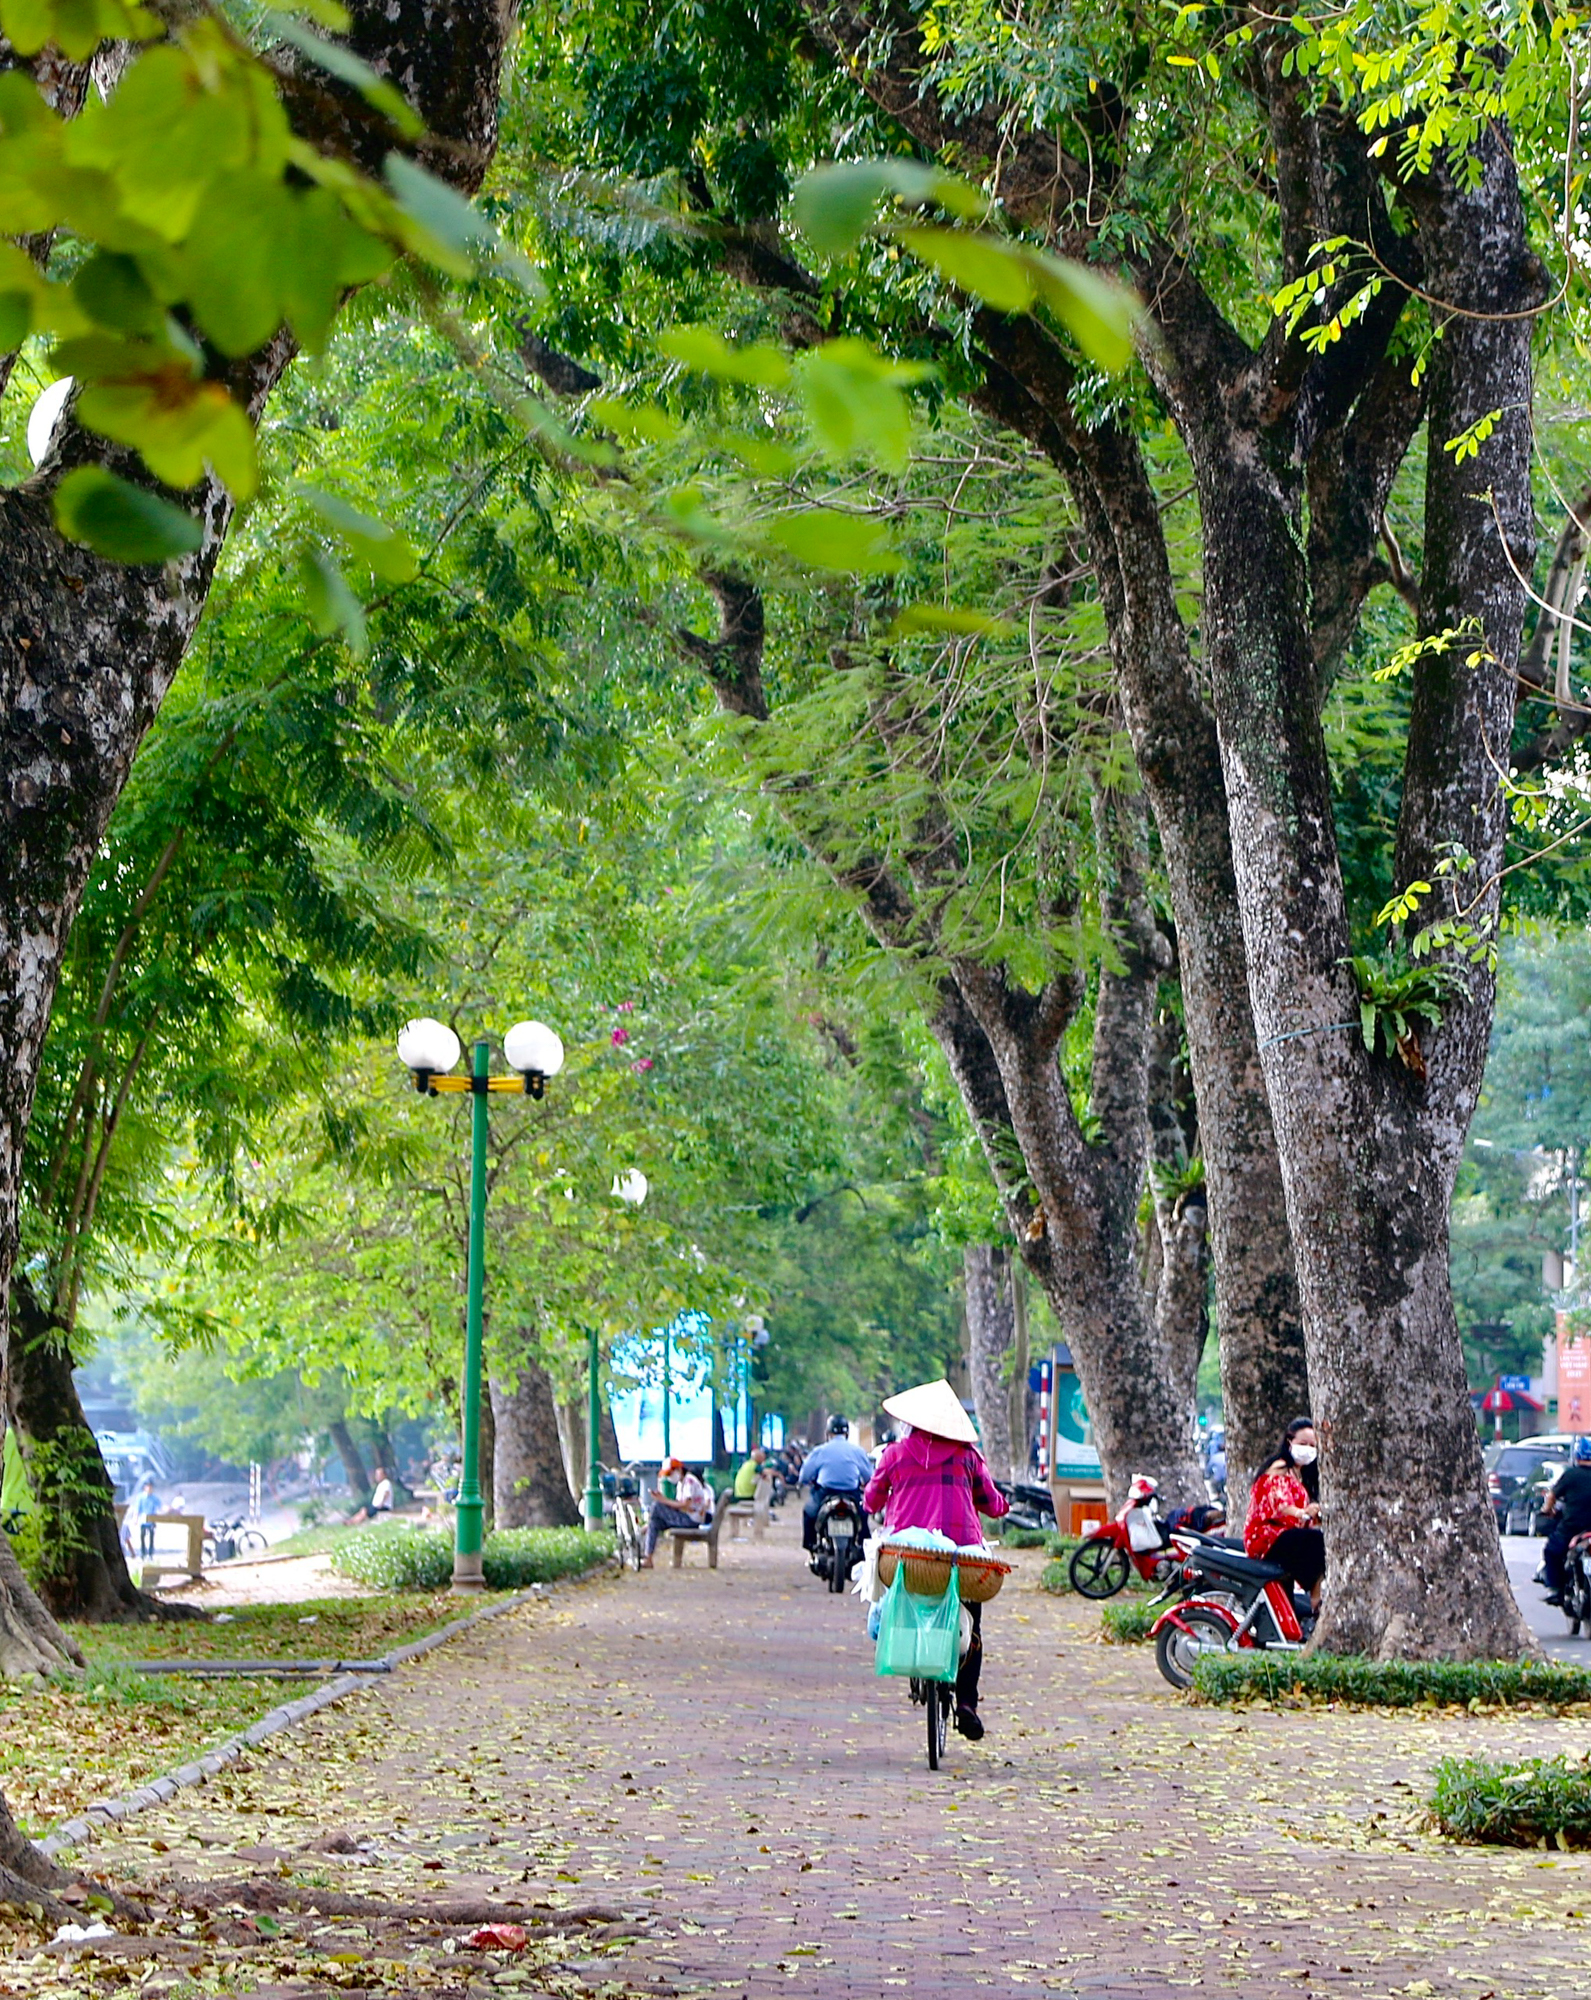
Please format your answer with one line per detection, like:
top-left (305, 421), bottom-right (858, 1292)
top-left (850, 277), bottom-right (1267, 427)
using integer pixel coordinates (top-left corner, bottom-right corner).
top-left (611, 1027), bottom-right (630, 1046)
top-left (632, 1057), bottom-right (654, 1073)
top-left (615, 1000), bottom-right (636, 1013)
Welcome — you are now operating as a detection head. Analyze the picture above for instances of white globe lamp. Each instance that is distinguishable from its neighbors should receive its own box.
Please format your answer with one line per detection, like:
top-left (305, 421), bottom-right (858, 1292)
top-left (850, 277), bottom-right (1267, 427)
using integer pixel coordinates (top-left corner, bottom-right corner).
top-left (397, 1017), bottom-right (461, 1090)
top-left (612, 1168), bottom-right (649, 1206)
top-left (504, 1019), bottom-right (564, 1097)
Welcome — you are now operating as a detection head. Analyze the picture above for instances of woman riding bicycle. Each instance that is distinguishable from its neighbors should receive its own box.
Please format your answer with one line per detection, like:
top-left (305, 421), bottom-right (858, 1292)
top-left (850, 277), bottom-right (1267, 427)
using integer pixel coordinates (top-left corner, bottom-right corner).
top-left (865, 1378), bottom-right (1008, 1741)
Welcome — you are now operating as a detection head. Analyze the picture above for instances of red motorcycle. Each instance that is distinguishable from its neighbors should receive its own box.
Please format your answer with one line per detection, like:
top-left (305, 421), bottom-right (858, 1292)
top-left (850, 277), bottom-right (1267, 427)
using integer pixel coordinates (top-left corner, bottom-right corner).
top-left (1150, 1535), bottom-right (1313, 1688)
top-left (1067, 1476), bottom-right (1180, 1597)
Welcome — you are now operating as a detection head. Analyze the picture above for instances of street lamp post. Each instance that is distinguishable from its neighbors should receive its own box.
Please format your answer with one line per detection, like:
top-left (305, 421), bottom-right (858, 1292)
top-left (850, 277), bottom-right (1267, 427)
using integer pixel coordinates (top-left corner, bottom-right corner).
top-left (397, 1014), bottom-right (564, 1591)
top-left (588, 1169), bottom-right (649, 1529)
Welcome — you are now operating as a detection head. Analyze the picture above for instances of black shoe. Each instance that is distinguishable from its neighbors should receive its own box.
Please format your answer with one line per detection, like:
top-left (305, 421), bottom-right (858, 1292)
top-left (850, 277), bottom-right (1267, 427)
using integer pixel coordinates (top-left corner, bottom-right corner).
top-left (1545, 1592), bottom-right (1564, 1606)
top-left (954, 1707), bottom-right (985, 1741)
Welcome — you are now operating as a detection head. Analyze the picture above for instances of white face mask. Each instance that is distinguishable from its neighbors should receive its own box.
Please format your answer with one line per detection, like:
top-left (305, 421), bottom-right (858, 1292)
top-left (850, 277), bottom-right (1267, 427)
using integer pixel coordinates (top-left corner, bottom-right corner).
top-left (1291, 1444), bottom-right (1318, 1467)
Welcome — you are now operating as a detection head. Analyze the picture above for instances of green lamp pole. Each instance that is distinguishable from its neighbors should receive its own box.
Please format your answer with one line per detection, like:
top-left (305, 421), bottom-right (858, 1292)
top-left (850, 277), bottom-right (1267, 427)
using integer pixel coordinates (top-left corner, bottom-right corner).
top-left (397, 1013), bottom-right (565, 1593)
top-left (455, 1038), bottom-right (491, 1582)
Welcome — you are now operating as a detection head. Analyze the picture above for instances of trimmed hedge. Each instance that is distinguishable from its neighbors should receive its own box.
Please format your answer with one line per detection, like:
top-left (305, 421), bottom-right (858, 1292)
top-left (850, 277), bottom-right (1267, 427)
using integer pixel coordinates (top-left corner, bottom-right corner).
top-left (1101, 1600), bottom-right (1156, 1645)
top-left (1430, 1753), bottom-right (1591, 1848)
top-left (1189, 1653), bottom-right (1591, 1710)
top-left (331, 1525), bottom-right (612, 1592)
top-left (1000, 1524), bottom-right (1052, 1550)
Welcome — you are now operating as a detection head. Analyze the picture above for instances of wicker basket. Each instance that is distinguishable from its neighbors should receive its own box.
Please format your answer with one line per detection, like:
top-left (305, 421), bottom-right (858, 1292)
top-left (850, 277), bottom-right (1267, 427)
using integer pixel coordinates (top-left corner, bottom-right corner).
top-left (877, 1545), bottom-right (1012, 1603)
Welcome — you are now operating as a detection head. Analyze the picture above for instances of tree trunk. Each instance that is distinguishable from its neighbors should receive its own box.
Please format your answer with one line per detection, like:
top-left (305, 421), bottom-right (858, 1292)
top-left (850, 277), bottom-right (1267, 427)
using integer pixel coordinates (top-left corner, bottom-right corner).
top-left (0, 1523), bottom-right (83, 1677)
top-left (1008, 1267), bottom-right (1031, 1478)
top-left (600, 1395), bottom-right (622, 1472)
top-left (327, 1419), bottom-right (370, 1502)
top-left (490, 1363), bottom-right (580, 1528)
top-left (478, 1380), bottom-right (495, 1535)
top-left (0, 0), bottom-right (508, 1892)
top-left (1187, 140), bottom-right (1541, 1658)
top-left (963, 1243), bottom-right (1018, 1481)
top-left (5, 1280), bottom-right (192, 1622)
top-left (969, 321), bottom-right (1307, 1517)
top-left (554, 1398), bottom-right (583, 1504)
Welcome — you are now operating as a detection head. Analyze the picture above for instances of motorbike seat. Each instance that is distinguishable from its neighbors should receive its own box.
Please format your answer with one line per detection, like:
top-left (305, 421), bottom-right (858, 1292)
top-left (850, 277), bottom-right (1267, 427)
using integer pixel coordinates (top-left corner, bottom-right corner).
top-left (1189, 1543), bottom-right (1289, 1585)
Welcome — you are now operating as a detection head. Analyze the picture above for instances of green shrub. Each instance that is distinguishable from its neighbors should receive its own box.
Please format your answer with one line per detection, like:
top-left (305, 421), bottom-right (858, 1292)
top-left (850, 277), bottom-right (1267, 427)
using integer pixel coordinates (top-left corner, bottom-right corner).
top-left (1189, 1653), bottom-right (1591, 1711)
top-left (1101, 1600), bottom-right (1156, 1645)
top-left (481, 1527), bottom-right (613, 1589)
top-left (331, 1526), bottom-right (453, 1591)
top-left (330, 1523), bottom-right (613, 1593)
top-left (1000, 1524), bottom-right (1052, 1550)
top-left (1045, 1532), bottom-right (1081, 1560)
top-left (1430, 1752), bottom-right (1591, 1847)
top-left (1038, 1558), bottom-right (1072, 1595)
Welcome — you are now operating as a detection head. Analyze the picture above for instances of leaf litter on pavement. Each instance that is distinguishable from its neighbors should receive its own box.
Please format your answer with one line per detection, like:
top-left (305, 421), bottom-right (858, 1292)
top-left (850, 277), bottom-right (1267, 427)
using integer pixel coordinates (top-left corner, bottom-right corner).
top-left (4, 1548), bottom-right (1591, 1997)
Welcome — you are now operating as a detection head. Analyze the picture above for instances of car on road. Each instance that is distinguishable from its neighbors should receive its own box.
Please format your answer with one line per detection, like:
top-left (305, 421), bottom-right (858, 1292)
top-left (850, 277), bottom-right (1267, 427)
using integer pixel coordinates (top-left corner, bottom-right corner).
top-left (1486, 1437), bottom-right (1572, 1534)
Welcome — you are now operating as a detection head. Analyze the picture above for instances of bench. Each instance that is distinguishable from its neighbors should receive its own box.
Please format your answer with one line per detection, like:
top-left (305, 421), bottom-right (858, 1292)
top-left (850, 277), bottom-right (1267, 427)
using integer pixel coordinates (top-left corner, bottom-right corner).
top-left (114, 1507), bottom-right (207, 1586)
top-left (726, 1484), bottom-right (774, 1541)
top-left (666, 1488), bottom-right (733, 1569)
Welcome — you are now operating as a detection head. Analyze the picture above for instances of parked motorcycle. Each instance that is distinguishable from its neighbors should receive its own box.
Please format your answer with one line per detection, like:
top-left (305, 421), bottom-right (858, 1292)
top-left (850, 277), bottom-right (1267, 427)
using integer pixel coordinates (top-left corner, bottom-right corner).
top-left (810, 1490), bottom-right (868, 1594)
top-left (1067, 1475), bottom-right (1179, 1597)
top-left (995, 1480), bottom-right (1057, 1533)
top-left (1150, 1534), bottom-right (1315, 1688)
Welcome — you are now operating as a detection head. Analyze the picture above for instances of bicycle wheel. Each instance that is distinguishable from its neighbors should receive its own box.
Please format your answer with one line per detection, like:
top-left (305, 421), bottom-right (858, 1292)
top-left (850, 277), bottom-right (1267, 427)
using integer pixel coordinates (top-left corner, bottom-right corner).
top-left (927, 1681), bottom-right (950, 1769)
top-left (239, 1529), bottom-right (269, 1554)
top-left (616, 1502), bottom-right (642, 1571)
top-left (1068, 1539), bottom-right (1131, 1599)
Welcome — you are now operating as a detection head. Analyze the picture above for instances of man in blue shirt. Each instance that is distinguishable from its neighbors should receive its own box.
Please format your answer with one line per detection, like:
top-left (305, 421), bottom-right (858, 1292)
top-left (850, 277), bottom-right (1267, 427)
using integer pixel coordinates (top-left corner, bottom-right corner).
top-left (799, 1417), bottom-right (874, 1550)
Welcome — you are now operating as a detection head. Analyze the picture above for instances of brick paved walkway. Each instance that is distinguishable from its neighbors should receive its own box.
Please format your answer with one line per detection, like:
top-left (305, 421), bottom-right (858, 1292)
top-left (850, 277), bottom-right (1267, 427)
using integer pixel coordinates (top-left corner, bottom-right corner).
top-left (74, 1514), bottom-right (1591, 1999)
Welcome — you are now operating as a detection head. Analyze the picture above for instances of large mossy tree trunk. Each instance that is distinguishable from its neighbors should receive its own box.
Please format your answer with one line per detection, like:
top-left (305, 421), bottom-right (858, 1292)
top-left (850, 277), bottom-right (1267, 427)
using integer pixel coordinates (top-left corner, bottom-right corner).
top-left (1180, 135), bottom-right (1541, 1658)
top-left (327, 1419), bottom-right (371, 1504)
top-left (490, 1362), bottom-right (580, 1528)
top-left (963, 1243), bottom-right (1017, 1482)
top-left (6, 1280), bottom-right (196, 1622)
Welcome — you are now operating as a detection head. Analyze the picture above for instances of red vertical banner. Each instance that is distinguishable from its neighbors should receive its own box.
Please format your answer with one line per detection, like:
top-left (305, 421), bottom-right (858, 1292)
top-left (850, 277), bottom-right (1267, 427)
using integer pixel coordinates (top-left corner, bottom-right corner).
top-left (1559, 1311), bottom-right (1591, 1431)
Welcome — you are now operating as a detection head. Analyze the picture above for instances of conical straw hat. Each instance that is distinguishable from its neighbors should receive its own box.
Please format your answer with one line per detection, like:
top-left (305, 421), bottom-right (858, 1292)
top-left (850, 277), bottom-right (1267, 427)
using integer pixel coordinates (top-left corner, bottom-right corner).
top-left (881, 1377), bottom-right (978, 1446)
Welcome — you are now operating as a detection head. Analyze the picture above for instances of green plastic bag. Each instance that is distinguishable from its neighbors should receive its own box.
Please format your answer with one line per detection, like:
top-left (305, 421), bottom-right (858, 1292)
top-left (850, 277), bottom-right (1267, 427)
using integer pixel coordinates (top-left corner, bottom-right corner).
top-left (874, 1562), bottom-right (961, 1680)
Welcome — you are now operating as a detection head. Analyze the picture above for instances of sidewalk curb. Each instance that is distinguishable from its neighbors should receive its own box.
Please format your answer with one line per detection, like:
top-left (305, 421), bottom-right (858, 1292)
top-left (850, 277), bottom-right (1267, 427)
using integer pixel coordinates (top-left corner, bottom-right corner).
top-left (39, 1564), bottom-right (611, 1861)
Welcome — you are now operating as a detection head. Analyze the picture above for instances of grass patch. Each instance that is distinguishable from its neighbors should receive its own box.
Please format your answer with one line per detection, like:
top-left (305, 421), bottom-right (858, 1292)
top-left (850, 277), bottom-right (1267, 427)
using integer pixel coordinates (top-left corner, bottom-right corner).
top-left (266, 1522), bottom-right (367, 1557)
top-left (1001, 1524), bottom-right (1052, 1550)
top-left (75, 1595), bottom-right (454, 1665)
top-left (1430, 1752), bottom-right (1591, 1847)
top-left (330, 1523), bottom-right (612, 1592)
top-left (1037, 1541), bottom-right (1157, 1596)
top-left (1189, 1653), bottom-right (1591, 1711)
top-left (1101, 1600), bottom-right (1157, 1645)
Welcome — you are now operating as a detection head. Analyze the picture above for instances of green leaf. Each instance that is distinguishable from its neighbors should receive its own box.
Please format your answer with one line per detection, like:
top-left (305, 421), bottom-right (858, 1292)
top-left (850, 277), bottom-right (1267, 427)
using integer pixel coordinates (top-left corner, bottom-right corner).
top-left (381, 152), bottom-right (535, 288)
top-left (791, 159), bottom-right (983, 258)
top-left (0, 289), bottom-right (29, 354)
top-left (658, 324), bottom-right (790, 387)
top-left (897, 227), bottom-right (1036, 313)
top-left (761, 509), bottom-right (899, 573)
top-left (52, 466), bottom-right (202, 563)
top-left (795, 338), bottom-right (928, 473)
top-left (71, 251), bottom-right (163, 334)
top-left (298, 547), bottom-right (368, 655)
top-left (889, 604), bottom-right (1010, 637)
top-left (589, 396), bottom-right (681, 443)
top-left (264, 14), bottom-right (423, 140)
top-left (299, 484), bottom-right (419, 583)
top-left (1025, 253), bottom-right (1142, 373)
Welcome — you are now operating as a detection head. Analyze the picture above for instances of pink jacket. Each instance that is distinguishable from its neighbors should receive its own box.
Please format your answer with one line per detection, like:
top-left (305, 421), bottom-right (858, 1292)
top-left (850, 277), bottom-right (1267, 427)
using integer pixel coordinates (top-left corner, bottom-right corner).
top-left (864, 1433), bottom-right (1008, 1547)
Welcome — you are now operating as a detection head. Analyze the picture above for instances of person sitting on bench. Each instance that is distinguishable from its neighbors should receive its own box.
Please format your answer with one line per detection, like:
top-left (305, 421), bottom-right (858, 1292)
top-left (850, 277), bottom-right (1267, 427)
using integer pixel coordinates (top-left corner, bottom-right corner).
top-left (641, 1458), bottom-right (709, 1568)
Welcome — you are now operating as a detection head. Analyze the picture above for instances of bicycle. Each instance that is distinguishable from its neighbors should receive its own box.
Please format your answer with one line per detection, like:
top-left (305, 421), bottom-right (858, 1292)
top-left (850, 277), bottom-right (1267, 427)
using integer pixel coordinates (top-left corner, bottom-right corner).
top-left (909, 1673), bottom-right (955, 1769)
top-left (600, 1467), bottom-right (644, 1571)
top-left (203, 1516), bottom-right (269, 1564)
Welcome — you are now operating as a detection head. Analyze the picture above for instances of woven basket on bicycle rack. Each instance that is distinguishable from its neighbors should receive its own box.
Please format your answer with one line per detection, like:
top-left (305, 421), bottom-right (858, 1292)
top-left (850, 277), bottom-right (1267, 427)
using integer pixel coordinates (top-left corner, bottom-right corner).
top-left (877, 1546), bottom-right (1013, 1602)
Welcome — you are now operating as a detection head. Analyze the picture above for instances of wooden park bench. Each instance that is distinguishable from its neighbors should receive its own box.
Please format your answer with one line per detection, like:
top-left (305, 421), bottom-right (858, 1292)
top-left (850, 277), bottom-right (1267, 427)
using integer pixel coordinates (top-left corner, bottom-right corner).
top-left (666, 1488), bottom-right (733, 1569)
top-left (726, 1482), bottom-right (774, 1541)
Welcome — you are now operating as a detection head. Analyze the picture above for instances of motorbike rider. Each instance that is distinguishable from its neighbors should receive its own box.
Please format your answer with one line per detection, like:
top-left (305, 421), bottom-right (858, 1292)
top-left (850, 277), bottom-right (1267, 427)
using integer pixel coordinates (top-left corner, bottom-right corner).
top-left (799, 1416), bottom-right (875, 1551)
top-left (1541, 1435), bottom-right (1591, 1605)
top-left (1244, 1417), bottom-right (1325, 1610)
top-left (865, 1378), bottom-right (1008, 1742)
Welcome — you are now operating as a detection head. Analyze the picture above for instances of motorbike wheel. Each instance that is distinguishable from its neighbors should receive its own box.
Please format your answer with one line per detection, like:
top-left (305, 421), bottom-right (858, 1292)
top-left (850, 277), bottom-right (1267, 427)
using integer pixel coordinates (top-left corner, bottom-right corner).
top-left (1154, 1606), bottom-right (1235, 1690)
top-left (927, 1681), bottom-right (950, 1770)
top-left (827, 1548), bottom-right (846, 1592)
top-left (1069, 1540), bottom-right (1131, 1599)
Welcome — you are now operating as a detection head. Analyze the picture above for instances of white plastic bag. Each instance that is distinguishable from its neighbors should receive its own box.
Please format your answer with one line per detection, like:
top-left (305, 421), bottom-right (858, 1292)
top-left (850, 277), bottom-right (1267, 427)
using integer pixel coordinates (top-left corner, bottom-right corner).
top-left (1125, 1506), bottom-right (1162, 1553)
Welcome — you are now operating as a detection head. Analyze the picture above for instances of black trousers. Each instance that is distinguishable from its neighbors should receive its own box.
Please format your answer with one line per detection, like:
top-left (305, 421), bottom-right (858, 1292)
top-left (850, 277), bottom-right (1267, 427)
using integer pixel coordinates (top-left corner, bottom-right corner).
top-left (1267, 1526), bottom-right (1326, 1591)
top-left (956, 1601), bottom-right (983, 1710)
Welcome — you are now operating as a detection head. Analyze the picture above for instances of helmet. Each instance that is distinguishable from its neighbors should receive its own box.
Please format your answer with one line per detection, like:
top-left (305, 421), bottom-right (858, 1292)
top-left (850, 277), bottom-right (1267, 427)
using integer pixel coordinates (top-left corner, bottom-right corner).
top-left (1126, 1474), bottom-right (1159, 1504)
top-left (1574, 1437), bottom-right (1591, 1466)
top-left (828, 1415), bottom-right (850, 1437)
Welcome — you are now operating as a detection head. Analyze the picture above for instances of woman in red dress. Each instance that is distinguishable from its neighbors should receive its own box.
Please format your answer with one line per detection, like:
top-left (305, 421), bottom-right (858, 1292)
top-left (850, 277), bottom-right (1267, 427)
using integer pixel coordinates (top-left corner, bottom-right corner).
top-left (1244, 1417), bottom-right (1324, 1608)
